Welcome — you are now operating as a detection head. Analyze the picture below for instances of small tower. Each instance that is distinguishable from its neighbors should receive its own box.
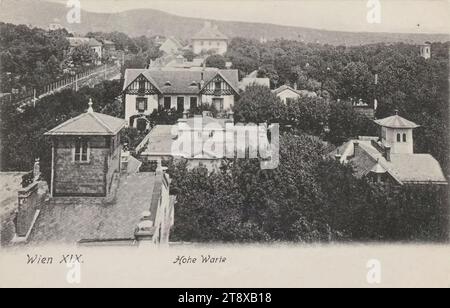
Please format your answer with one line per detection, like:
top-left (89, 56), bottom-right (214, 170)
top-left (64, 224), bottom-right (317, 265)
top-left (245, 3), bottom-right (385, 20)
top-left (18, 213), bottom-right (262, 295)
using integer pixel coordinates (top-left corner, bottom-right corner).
top-left (420, 41), bottom-right (431, 59)
top-left (374, 110), bottom-right (420, 154)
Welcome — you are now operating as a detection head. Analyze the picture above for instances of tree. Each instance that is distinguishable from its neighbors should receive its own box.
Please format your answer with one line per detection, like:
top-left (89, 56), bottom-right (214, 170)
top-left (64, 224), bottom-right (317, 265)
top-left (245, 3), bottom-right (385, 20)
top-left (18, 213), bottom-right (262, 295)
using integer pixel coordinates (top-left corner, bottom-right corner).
top-left (69, 44), bottom-right (97, 66)
top-left (205, 54), bottom-right (227, 69)
top-left (183, 49), bottom-right (196, 62)
top-left (234, 84), bottom-right (286, 124)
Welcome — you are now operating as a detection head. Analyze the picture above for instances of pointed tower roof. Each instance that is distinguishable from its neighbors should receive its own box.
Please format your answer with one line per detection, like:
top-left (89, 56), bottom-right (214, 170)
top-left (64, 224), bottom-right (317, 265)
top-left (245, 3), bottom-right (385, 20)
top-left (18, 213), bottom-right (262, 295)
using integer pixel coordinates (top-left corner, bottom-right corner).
top-left (45, 99), bottom-right (126, 136)
top-left (374, 111), bottom-right (420, 129)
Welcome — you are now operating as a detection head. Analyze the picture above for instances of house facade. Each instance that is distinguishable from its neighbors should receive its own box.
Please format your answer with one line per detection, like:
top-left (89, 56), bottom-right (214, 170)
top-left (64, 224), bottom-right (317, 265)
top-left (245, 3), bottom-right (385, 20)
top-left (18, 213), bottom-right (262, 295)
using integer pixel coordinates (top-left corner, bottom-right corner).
top-left (45, 99), bottom-right (126, 197)
top-left (67, 37), bottom-right (103, 64)
top-left (272, 85), bottom-right (317, 103)
top-left (192, 22), bottom-right (228, 55)
top-left (122, 68), bottom-right (240, 130)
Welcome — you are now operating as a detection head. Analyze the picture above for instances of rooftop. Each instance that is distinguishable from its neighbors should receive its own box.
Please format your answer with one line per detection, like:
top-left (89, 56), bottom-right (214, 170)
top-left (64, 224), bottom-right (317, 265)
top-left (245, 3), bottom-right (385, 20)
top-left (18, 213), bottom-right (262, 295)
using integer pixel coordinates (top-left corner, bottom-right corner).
top-left (192, 22), bottom-right (228, 41)
top-left (272, 85), bottom-right (317, 98)
top-left (123, 68), bottom-right (240, 95)
top-left (374, 112), bottom-right (420, 129)
top-left (45, 99), bottom-right (126, 136)
top-left (29, 173), bottom-right (161, 244)
top-left (67, 37), bottom-right (102, 47)
top-left (333, 139), bottom-right (448, 185)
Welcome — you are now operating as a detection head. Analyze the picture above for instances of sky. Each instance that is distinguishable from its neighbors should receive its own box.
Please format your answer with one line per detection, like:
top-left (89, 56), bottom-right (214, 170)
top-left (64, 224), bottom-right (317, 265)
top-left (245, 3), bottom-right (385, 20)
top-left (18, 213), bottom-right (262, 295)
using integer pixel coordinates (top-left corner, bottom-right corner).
top-left (49, 0), bottom-right (450, 34)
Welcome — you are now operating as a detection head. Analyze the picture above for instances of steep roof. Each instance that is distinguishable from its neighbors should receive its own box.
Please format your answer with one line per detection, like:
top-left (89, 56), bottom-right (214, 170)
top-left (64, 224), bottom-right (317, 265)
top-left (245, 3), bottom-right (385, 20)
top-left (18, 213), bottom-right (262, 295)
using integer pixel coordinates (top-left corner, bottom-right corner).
top-left (67, 37), bottom-right (102, 47)
top-left (374, 114), bottom-right (420, 129)
top-left (123, 68), bottom-right (239, 95)
top-left (29, 173), bottom-right (160, 244)
top-left (192, 23), bottom-right (228, 40)
top-left (45, 102), bottom-right (125, 136)
top-left (272, 85), bottom-right (317, 98)
top-left (332, 139), bottom-right (447, 185)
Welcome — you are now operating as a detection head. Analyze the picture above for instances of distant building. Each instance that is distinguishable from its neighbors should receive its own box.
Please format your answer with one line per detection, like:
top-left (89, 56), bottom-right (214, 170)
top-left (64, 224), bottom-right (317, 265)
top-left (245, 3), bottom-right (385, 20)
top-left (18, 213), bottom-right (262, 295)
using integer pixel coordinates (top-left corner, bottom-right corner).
top-left (138, 112), bottom-right (272, 172)
top-left (239, 70), bottom-right (270, 90)
top-left (45, 99), bottom-right (125, 197)
top-left (67, 37), bottom-right (103, 64)
top-left (122, 68), bottom-right (240, 130)
top-left (48, 23), bottom-right (63, 31)
top-left (159, 37), bottom-right (184, 55)
top-left (192, 21), bottom-right (228, 55)
top-left (352, 99), bottom-right (375, 120)
top-left (101, 40), bottom-right (116, 52)
top-left (164, 55), bottom-right (205, 69)
top-left (332, 111), bottom-right (447, 186)
top-left (420, 41), bottom-right (432, 59)
top-left (272, 85), bottom-right (317, 103)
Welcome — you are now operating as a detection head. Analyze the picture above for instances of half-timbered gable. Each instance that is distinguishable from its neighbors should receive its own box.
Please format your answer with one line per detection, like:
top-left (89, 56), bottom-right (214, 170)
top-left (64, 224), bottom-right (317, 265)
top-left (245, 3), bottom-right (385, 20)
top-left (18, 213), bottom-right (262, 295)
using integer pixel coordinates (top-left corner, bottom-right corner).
top-left (201, 73), bottom-right (238, 96)
top-left (123, 68), bottom-right (239, 130)
top-left (124, 73), bottom-right (161, 96)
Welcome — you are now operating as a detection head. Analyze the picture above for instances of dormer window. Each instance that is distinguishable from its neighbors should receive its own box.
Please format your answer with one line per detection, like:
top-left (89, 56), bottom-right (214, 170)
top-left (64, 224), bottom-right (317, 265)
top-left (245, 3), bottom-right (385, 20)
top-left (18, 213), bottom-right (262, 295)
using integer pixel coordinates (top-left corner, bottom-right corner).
top-left (190, 81), bottom-right (197, 87)
top-left (164, 81), bottom-right (172, 87)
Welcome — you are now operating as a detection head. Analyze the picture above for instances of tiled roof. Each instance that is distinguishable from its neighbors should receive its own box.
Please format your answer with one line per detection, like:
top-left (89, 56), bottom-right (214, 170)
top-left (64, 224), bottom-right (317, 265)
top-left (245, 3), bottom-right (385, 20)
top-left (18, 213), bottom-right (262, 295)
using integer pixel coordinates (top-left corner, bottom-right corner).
top-left (67, 37), bottom-right (102, 47)
top-left (272, 85), bottom-right (317, 98)
top-left (374, 114), bottom-right (420, 129)
top-left (192, 23), bottom-right (228, 40)
top-left (332, 140), bottom-right (447, 185)
top-left (45, 109), bottom-right (126, 136)
top-left (240, 77), bottom-right (270, 90)
top-left (29, 173), bottom-right (159, 244)
top-left (141, 125), bottom-right (175, 156)
top-left (123, 68), bottom-right (240, 95)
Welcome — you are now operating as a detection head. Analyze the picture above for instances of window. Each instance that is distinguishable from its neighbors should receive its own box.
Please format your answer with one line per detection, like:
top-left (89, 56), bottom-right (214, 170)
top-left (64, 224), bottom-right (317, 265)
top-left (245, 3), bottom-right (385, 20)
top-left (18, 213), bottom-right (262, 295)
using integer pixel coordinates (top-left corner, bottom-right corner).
top-left (136, 97), bottom-right (148, 112)
top-left (74, 138), bottom-right (89, 162)
top-left (403, 133), bottom-right (407, 142)
top-left (164, 97), bottom-right (172, 110)
top-left (397, 133), bottom-right (401, 142)
top-left (177, 97), bottom-right (185, 111)
top-left (138, 80), bottom-right (146, 93)
top-left (213, 98), bottom-right (224, 111)
top-left (215, 81), bottom-right (222, 91)
top-left (190, 97), bottom-right (198, 110)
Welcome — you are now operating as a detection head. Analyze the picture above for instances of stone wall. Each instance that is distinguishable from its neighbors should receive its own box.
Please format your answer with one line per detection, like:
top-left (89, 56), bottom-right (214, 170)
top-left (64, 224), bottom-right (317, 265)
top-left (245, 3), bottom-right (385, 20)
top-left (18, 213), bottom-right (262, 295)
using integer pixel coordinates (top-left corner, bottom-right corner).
top-left (16, 181), bottom-right (48, 238)
top-left (53, 136), bottom-right (108, 196)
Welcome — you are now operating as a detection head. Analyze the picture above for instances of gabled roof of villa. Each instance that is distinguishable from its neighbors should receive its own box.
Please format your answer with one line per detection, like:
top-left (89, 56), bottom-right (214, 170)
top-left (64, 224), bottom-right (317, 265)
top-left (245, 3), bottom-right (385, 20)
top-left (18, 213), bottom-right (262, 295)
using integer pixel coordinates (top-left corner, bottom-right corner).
top-left (123, 68), bottom-right (239, 95)
top-left (45, 99), bottom-right (126, 136)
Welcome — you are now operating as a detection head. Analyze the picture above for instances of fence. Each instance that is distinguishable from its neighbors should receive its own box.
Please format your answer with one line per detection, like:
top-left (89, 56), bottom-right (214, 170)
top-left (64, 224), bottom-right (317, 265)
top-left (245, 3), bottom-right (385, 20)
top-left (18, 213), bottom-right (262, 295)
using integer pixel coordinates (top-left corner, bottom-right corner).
top-left (1, 64), bottom-right (120, 107)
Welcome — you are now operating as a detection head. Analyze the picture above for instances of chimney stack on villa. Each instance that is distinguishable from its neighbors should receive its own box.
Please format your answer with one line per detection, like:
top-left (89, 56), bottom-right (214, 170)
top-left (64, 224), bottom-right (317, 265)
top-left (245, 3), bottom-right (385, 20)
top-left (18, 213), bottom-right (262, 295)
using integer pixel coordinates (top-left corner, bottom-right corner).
top-left (353, 141), bottom-right (360, 157)
top-left (384, 145), bottom-right (392, 161)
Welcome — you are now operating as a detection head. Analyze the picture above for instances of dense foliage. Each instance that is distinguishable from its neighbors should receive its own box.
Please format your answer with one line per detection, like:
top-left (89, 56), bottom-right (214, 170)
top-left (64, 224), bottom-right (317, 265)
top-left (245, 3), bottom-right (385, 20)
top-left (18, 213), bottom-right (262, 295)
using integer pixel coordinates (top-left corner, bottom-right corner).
top-left (0, 80), bottom-right (124, 181)
top-left (0, 22), bottom-right (70, 92)
top-left (169, 133), bottom-right (448, 243)
top-left (228, 39), bottom-right (449, 169)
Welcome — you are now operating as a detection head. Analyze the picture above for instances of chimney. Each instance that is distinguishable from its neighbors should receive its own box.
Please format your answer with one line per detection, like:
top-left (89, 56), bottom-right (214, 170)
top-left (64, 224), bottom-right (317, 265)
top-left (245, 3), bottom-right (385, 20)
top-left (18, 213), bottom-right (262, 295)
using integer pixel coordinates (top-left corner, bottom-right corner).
top-left (33, 158), bottom-right (41, 181)
top-left (335, 149), bottom-right (342, 161)
top-left (353, 141), bottom-right (360, 157)
top-left (293, 82), bottom-right (298, 90)
top-left (384, 145), bottom-right (391, 161)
